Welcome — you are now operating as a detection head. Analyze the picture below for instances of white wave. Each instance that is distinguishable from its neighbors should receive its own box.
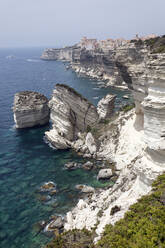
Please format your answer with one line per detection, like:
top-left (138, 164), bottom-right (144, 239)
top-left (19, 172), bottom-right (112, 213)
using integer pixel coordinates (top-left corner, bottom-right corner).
top-left (93, 87), bottom-right (100, 90)
top-left (43, 136), bottom-right (57, 150)
top-left (26, 59), bottom-right (40, 63)
top-left (9, 125), bottom-right (16, 131)
top-left (93, 96), bottom-right (99, 99)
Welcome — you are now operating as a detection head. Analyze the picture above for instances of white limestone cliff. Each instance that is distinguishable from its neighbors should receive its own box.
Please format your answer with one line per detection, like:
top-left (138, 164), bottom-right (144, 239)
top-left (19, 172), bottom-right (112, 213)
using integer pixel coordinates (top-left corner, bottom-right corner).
top-left (97, 94), bottom-right (116, 120)
top-left (64, 52), bottom-right (165, 242)
top-left (13, 91), bottom-right (50, 128)
top-left (45, 84), bottom-right (99, 149)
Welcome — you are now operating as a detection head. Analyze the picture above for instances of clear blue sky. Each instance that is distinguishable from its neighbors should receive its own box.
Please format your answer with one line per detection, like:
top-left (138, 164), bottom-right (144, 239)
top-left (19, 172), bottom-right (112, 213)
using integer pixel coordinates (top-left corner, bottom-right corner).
top-left (0, 0), bottom-right (164, 47)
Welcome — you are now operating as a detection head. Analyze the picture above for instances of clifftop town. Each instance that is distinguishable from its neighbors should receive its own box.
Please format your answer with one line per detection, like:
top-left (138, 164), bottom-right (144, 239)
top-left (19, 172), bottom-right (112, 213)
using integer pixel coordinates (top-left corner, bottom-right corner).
top-left (41, 34), bottom-right (165, 88)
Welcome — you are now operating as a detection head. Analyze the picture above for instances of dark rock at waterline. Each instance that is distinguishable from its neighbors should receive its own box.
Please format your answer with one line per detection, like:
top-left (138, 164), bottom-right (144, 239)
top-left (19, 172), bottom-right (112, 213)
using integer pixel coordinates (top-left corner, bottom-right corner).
top-left (45, 216), bottom-right (64, 232)
top-left (37, 194), bottom-right (52, 202)
top-left (39, 181), bottom-right (56, 192)
top-left (64, 162), bottom-right (81, 170)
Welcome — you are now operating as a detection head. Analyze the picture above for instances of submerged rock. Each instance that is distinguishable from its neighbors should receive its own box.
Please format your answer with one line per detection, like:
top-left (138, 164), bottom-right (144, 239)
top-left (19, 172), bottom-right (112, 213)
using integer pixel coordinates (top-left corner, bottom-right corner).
top-left (13, 91), bottom-right (50, 128)
top-left (82, 161), bottom-right (94, 170)
top-left (40, 181), bottom-right (56, 191)
top-left (64, 162), bottom-right (81, 170)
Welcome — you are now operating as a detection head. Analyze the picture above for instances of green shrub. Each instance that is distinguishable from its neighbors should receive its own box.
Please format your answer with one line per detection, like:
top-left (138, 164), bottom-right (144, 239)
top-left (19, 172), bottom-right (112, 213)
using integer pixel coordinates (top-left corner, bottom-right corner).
top-left (97, 174), bottom-right (165, 248)
top-left (45, 174), bottom-right (165, 248)
top-left (87, 125), bottom-right (92, 133)
top-left (45, 229), bottom-right (95, 248)
top-left (120, 104), bottom-right (135, 112)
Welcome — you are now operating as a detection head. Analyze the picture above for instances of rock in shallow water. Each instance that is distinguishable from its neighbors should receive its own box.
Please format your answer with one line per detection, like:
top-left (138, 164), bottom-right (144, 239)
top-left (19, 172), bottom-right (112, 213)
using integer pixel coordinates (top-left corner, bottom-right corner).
top-left (82, 161), bottom-right (94, 170)
top-left (97, 168), bottom-right (113, 180)
top-left (44, 216), bottom-right (64, 232)
top-left (64, 162), bottom-right (81, 170)
top-left (40, 181), bottom-right (56, 191)
top-left (75, 184), bottom-right (95, 193)
top-left (13, 91), bottom-right (50, 128)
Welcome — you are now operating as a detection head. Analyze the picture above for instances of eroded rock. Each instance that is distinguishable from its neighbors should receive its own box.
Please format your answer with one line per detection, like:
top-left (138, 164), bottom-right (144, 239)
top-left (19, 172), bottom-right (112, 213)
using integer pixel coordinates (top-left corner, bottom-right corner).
top-left (13, 91), bottom-right (50, 128)
top-left (97, 94), bottom-right (116, 120)
top-left (45, 84), bottom-right (99, 149)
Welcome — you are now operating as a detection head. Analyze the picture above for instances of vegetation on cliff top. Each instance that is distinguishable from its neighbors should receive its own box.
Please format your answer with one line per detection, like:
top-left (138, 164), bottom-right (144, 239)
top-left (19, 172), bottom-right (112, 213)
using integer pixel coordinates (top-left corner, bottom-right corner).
top-left (45, 173), bottom-right (165, 248)
top-left (97, 173), bottom-right (165, 248)
top-left (131, 35), bottom-right (165, 53)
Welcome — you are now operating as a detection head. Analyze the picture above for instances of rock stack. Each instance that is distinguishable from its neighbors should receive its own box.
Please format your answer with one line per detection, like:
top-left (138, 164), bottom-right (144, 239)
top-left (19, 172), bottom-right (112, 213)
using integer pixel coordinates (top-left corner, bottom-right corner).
top-left (45, 84), bottom-right (99, 149)
top-left (13, 91), bottom-right (50, 128)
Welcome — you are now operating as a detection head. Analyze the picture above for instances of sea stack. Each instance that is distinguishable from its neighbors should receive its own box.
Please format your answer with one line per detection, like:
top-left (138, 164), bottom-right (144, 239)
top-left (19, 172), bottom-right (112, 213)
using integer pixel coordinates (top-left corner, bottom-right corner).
top-left (45, 84), bottom-right (99, 149)
top-left (13, 91), bottom-right (50, 128)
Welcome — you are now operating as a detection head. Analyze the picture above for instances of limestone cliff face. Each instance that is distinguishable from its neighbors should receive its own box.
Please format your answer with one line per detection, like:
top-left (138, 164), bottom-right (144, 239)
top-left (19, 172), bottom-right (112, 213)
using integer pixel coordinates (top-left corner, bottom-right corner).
top-left (13, 91), bottom-right (50, 128)
top-left (41, 42), bottom-right (148, 88)
top-left (41, 46), bottom-right (80, 61)
top-left (141, 54), bottom-right (165, 165)
top-left (42, 38), bottom-right (165, 240)
top-left (45, 84), bottom-right (99, 149)
top-left (97, 94), bottom-right (116, 120)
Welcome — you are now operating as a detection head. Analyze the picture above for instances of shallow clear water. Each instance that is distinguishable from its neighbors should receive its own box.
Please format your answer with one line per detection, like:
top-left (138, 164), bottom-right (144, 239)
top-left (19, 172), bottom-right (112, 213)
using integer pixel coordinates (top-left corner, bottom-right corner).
top-left (0, 48), bottom-right (130, 248)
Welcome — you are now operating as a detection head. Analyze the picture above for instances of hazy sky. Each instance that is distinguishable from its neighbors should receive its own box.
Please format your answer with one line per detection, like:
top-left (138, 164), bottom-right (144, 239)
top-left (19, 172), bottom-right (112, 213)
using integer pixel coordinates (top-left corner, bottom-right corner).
top-left (0, 0), bottom-right (164, 47)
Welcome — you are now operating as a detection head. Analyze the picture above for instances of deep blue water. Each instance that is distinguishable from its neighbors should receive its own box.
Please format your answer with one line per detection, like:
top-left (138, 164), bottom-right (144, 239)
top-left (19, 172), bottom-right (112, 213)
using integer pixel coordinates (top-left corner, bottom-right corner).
top-left (0, 48), bottom-right (130, 248)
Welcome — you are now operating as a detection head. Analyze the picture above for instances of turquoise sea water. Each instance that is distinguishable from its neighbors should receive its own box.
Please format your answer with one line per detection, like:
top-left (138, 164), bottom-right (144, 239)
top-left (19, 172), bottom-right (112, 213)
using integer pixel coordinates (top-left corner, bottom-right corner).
top-left (0, 48), bottom-right (130, 248)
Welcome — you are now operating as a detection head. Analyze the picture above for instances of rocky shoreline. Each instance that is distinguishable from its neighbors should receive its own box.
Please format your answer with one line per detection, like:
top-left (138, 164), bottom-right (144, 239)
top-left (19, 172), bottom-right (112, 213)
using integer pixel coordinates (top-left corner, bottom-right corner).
top-left (13, 35), bottom-right (165, 245)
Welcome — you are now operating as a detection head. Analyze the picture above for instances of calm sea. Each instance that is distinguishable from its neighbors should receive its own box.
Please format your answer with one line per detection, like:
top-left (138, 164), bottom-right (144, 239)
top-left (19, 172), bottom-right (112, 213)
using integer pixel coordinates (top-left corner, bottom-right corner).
top-left (0, 47), bottom-right (130, 248)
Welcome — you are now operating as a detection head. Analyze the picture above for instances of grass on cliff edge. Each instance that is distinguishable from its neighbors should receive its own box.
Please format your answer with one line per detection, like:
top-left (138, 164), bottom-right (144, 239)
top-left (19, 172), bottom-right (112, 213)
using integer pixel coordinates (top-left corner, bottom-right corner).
top-left (45, 174), bottom-right (165, 248)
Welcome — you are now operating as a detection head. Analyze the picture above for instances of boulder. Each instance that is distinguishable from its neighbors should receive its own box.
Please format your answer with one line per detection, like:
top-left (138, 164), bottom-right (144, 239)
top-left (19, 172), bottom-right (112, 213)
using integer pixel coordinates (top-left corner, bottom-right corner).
top-left (64, 162), bottom-right (81, 170)
top-left (75, 184), bottom-right (95, 193)
top-left (85, 132), bottom-right (97, 155)
top-left (40, 181), bottom-right (56, 192)
top-left (45, 216), bottom-right (63, 232)
top-left (82, 161), bottom-right (93, 170)
top-left (13, 91), bottom-right (50, 128)
top-left (97, 169), bottom-right (113, 180)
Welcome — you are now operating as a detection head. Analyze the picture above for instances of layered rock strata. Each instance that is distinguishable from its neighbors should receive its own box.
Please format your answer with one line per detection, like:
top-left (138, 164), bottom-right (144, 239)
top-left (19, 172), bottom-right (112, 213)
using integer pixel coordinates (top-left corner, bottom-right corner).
top-left (13, 91), bottom-right (50, 128)
top-left (45, 84), bottom-right (99, 149)
top-left (97, 94), bottom-right (116, 120)
top-left (63, 52), bottom-right (165, 242)
top-left (42, 38), bottom-right (165, 243)
top-left (41, 41), bottom-right (148, 88)
top-left (41, 46), bottom-right (80, 61)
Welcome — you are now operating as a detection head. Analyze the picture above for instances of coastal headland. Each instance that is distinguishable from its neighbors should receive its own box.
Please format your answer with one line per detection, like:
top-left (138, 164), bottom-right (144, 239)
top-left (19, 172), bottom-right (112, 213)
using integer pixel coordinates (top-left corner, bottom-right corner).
top-left (13, 34), bottom-right (165, 246)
